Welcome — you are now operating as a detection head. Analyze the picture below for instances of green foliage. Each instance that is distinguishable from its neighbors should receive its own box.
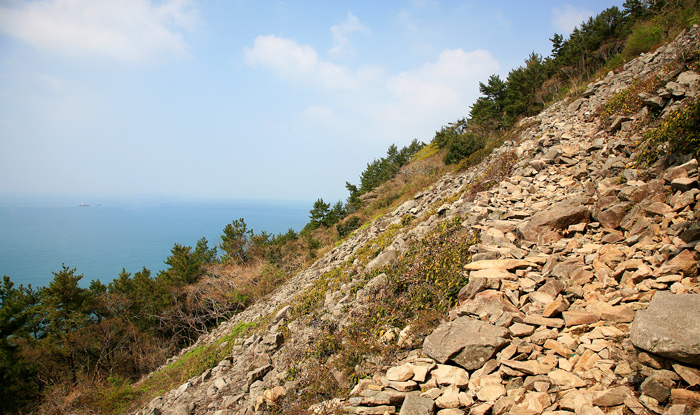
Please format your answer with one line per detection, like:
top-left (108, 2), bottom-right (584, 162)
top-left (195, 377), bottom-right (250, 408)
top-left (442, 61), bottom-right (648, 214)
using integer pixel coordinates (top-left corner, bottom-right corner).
top-left (0, 276), bottom-right (37, 412)
top-left (432, 119), bottom-right (487, 165)
top-left (636, 98), bottom-right (700, 166)
top-left (159, 237), bottom-right (215, 285)
top-left (336, 216), bottom-right (363, 238)
top-left (347, 139), bottom-right (425, 202)
top-left (624, 19), bottom-right (665, 58)
top-left (220, 219), bottom-right (252, 265)
top-left (602, 75), bottom-right (663, 118)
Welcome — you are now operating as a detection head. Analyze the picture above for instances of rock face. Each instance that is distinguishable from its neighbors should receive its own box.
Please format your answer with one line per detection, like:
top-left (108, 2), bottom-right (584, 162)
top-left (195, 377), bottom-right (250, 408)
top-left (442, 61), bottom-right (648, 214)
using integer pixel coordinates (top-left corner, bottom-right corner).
top-left (134, 26), bottom-right (700, 415)
top-left (631, 291), bottom-right (700, 365)
top-left (422, 317), bottom-right (510, 370)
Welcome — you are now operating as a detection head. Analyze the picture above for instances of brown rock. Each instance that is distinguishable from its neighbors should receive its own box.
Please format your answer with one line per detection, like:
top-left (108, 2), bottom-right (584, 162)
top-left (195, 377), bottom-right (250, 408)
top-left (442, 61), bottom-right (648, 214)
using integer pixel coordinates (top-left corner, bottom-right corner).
top-left (672, 363), bottom-right (700, 387)
top-left (669, 249), bottom-right (699, 278)
top-left (597, 204), bottom-right (631, 229)
top-left (509, 323), bottom-right (536, 337)
top-left (523, 314), bottom-right (565, 328)
top-left (430, 364), bottom-right (470, 388)
top-left (671, 177), bottom-right (698, 192)
top-left (586, 301), bottom-right (635, 323)
top-left (592, 386), bottom-right (632, 407)
top-left (464, 259), bottom-right (537, 271)
top-left (423, 317), bottom-right (510, 371)
top-left (548, 369), bottom-right (587, 388)
top-left (542, 297), bottom-right (569, 318)
top-left (501, 359), bottom-right (554, 375)
top-left (671, 389), bottom-right (700, 407)
top-left (543, 339), bottom-right (573, 357)
top-left (519, 203), bottom-right (591, 243)
top-left (386, 365), bottom-right (415, 382)
top-left (641, 370), bottom-right (679, 402)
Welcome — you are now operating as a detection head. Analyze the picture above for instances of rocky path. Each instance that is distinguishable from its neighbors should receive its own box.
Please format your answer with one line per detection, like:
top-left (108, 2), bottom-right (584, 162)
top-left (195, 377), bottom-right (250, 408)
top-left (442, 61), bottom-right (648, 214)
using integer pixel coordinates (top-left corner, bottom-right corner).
top-left (136, 26), bottom-right (700, 415)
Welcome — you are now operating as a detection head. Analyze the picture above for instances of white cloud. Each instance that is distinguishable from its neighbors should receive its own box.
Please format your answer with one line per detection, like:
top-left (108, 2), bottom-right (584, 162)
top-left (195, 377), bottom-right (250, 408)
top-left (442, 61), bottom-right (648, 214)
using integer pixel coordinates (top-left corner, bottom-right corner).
top-left (329, 11), bottom-right (368, 59)
top-left (243, 34), bottom-right (358, 89)
top-left (244, 34), bottom-right (499, 143)
top-left (384, 48), bottom-right (499, 124)
top-left (0, 0), bottom-right (198, 63)
top-left (552, 4), bottom-right (592, 35)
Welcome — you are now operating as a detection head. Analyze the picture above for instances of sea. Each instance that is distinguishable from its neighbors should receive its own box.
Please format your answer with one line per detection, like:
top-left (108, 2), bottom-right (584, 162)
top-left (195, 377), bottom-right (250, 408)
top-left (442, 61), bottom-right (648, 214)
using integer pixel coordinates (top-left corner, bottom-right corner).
top-left (0, 200), bottom-right (311, 289)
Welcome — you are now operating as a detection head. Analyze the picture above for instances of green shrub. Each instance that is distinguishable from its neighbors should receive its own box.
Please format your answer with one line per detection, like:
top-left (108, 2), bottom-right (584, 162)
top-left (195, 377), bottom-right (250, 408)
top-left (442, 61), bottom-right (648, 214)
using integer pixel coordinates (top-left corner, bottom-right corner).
top-left (601, 75), bottom-right (663, 119)
top-left (636, 98), bottom-right (700, 166)
top-left (336, 216), bottom-right (363, 238)
top-left (444, 133), bottom-right (486, 165)
top-left (624, 20), bottom-right (665, 59)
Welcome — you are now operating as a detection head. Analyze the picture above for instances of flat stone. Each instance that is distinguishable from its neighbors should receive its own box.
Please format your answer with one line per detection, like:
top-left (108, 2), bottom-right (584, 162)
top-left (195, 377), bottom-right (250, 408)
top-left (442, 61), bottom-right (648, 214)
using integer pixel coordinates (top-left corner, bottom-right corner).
top-left (641, 370), bottom-right (678, 402)
top-left (476, 383), bottom-right (506, 402)
top-left (563, 310), bottom-right (600, 326)
top-left (501, 359), bottom-right (554, 375)
top-left (386, 365), bottom-right (415, 382)
top-left (586, 301), bottom-right (635, 323)
top-left (548, 369), bottom-right (587, 388)
top-left (523, 314), bottom-right (565, 328)
top-left (464, 259), bottom-right (537, 271)
top-left (672, 363), bottom-right (700, 386)
top-left (510, 323), bottom-right (536, 337)
top-left (435, 385), bottom-right (461, 409)
top-left (423, 316), bottom-right (510, 370)
top-left (631, 292), bottom-right (700, 365)
top-left (543, 339), bottom-right (573, 357)
top-left (381, 377), bottom-right (419, 392)
top-left (671, 389), bottom-right (700, 407)
top-left (542, 297), bottom-right (568, 318)
top-left (671, 177), bottom-right (698, 192)
top-left (592, 386), bottom-right (632, 407)
top-left (669, 249), bottom-right (699, 278)
top-left (430, 364), bottom-right (470, 388)
top-left (345, 405), bottom-right (397, 414)
top-left (399, 395), bottom-right (435, 415)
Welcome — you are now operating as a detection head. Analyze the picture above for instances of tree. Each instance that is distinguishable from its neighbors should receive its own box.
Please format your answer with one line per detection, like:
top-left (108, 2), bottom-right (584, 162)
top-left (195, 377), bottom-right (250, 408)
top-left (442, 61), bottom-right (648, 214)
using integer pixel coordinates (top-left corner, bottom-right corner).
top-left (0, 276), bottom-right (37, 411)
top-left (550, 33), bottom-right (564, 57)
top-left (38, 265), bottom-right (97, 383)
top-left (308, 198), bottom-right (331, 229)
top-left (160, 238), bottom-right (215, 285)
top-left (220, 219), bottom-right (253, 265)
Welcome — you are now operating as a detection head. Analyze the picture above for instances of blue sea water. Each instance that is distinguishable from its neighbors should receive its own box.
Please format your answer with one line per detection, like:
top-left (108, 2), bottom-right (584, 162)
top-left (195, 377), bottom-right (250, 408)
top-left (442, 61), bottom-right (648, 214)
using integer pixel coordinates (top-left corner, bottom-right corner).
top-left (0, 201), bottom-right (310, 289)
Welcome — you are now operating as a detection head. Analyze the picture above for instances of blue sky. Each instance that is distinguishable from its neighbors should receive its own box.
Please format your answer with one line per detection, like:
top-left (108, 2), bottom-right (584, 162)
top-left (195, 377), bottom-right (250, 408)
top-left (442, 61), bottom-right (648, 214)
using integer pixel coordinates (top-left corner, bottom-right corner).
top-left (0, 0), bottom-right (623, 206)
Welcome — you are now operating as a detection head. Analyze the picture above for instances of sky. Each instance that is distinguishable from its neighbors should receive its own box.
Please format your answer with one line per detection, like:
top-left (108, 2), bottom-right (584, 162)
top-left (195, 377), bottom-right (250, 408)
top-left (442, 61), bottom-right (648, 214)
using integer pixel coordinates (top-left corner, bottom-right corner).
top-left (0, 0), bottom-right (624, 206)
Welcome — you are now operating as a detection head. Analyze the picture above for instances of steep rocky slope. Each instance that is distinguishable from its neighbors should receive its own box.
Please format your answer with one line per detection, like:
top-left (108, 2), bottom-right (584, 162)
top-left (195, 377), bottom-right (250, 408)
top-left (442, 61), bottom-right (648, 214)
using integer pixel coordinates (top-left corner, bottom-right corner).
top-left (135, 26), bottom-right (700, 415)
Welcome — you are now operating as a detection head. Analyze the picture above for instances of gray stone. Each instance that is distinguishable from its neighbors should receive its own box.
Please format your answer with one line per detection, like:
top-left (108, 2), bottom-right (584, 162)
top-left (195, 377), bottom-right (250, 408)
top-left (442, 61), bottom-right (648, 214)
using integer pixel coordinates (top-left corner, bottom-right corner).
top-left (366, 250), bottom-right (397, 271)
top-left (640, 92), bottom-right (668, 108)
top-left (423, 316), bottom-right (510, 370)
top-left (399, 395), bottom-right (435, 415)
top-left (631, 292), bottom-right (700, 365)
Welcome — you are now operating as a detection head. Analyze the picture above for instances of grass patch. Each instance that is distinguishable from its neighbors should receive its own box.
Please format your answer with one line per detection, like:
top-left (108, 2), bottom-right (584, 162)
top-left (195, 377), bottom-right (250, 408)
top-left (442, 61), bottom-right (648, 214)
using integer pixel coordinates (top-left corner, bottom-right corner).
top-left (601, 75), bottom-right (663, 119)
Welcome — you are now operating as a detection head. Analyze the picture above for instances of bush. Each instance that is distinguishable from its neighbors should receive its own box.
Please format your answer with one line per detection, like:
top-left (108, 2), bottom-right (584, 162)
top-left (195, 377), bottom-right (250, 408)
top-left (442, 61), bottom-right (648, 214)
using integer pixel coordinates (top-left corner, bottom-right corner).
top-left (443, 133), bottom-right (486, 165)
top-left (336, 216), bottom-right (363, 238)
top-left (623, 20), bottom-right (664, 59)
top-left (636, 98), bottom-right (700, 166)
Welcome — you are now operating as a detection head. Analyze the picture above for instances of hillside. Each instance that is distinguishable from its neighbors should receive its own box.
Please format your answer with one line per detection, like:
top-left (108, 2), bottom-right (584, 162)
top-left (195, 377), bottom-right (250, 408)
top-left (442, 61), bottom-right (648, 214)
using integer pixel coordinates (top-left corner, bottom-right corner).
top-left (130, 25), bottom-right (700, 415)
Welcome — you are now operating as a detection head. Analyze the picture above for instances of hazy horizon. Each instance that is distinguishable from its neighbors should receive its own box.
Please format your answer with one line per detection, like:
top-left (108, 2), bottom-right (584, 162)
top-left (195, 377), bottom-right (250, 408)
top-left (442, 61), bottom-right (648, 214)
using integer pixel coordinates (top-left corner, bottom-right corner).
top-left (1, 1), bottom-right (623, 203)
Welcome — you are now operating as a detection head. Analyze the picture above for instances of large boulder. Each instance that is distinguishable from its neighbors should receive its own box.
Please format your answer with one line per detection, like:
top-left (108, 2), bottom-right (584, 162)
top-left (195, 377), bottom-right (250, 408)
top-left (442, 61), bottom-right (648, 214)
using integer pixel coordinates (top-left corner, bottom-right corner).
top-left (423, 316), bottom-right (510, 371)
top-left (630, 292), bottom-right (700, 365)
top-left (518, 202), bottom-right (591, 243)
